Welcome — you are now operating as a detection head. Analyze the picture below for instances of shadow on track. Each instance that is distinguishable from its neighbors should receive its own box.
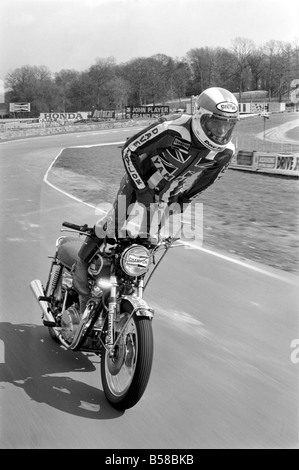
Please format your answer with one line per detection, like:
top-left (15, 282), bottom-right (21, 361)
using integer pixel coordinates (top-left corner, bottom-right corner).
top-left (0, 322), bottom-right (123, 419)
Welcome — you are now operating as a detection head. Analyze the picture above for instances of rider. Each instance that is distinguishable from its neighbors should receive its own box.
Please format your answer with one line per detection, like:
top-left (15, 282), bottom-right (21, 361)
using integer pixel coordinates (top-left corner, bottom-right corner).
top-left (73, 87), bottom-right (239, 313)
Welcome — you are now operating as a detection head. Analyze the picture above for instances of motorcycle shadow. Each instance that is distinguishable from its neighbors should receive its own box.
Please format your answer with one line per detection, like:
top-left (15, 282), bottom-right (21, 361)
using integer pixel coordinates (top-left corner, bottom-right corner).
top-left (0, 322), bottom-right (123, 419)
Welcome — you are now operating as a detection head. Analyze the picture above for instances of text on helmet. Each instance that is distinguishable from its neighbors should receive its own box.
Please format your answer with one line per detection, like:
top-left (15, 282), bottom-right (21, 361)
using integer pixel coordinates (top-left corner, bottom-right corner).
top-left (216, 102), bottom-right (238, 113)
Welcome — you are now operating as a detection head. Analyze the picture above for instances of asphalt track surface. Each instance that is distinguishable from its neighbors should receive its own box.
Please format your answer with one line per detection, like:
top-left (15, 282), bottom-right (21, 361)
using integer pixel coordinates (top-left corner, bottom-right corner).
top-left (0, 128), bottom-right (298, 449)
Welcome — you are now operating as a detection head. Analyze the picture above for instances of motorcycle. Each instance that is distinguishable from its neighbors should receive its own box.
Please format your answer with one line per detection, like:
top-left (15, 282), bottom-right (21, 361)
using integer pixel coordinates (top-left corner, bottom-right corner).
top-left (30, 221), bottom-right (179, 410)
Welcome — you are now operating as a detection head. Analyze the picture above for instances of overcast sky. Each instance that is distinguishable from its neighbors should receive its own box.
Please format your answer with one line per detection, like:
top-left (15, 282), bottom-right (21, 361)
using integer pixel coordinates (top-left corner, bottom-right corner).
top-left (1, 0), bottom-right (298, 84)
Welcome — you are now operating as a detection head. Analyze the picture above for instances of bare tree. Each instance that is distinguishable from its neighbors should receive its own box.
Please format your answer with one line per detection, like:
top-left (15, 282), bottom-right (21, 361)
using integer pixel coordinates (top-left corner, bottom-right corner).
top-left (231, 37), bottom-right (255, 100)
top-left (107, 76), bottom-right (132, 110)
top-left (88, 57), bottom-right (116, 107)
top-left (5, 65), bottom-right (60, 114)
top-left (4, 37), bottom-right (298, 115)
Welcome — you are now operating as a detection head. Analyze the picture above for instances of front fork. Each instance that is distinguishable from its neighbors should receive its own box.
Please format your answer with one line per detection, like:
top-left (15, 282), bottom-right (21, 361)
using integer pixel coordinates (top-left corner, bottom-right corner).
top-left (105, 276), bottom-right (154, 356)
top-left (106, 276), bottom-right (118, 349)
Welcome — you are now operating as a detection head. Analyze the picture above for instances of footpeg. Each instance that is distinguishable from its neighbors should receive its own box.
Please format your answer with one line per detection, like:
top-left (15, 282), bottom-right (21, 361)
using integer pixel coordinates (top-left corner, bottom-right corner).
top-left (38, 295), bottom-right (51, 302)
top-left (43, 320), bottom-right (56, 327)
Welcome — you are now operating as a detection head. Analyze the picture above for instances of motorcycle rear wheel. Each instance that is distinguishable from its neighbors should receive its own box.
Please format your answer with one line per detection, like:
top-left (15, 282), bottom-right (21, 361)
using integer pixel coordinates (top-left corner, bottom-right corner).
top-left (100, 310), bottom-right (153, 410)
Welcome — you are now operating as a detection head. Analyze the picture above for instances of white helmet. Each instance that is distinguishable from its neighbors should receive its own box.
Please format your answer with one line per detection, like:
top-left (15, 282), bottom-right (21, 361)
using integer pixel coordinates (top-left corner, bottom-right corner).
top-left (191, 87), bottom-right (239, 151)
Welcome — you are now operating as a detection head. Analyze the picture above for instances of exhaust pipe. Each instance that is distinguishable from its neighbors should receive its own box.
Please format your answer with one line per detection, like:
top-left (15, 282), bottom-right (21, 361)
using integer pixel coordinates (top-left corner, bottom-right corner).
top-left (30, 279), bottom-right (56, 325)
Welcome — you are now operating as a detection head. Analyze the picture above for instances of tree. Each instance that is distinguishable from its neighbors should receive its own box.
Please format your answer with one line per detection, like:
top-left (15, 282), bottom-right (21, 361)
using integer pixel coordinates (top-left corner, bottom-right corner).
top-left (274, 42), bottom-right (295, 101)
top-left (88, 57), bottom-right (116, 108)
top-left (106, 76), bottom-right (131, 110)
top-left (5, 65), bottom-right (58, 115)
top-left (4, 36), bottom-right (298, 116)
top-left (122, 58), bottom-right (151, 105)
top-left (213, 48), bottom-right (238, 91)
top-left (247, 48), bottom-right (267, 90)
top-left (231, 37), bottom-right (255, 99)
top-left (186, 47), bottom-right (217, 93)
top-left (54, 69), bottom-right (80, 111)
top-left (262, 40), bottom-right (281, 99)
top-left (172, 59), bottom-right (190, 102)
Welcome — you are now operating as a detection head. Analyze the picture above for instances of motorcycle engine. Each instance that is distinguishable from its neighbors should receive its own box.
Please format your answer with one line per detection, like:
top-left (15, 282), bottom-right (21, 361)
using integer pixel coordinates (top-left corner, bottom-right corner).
top-left (61, 304), bottom-right (80, 342)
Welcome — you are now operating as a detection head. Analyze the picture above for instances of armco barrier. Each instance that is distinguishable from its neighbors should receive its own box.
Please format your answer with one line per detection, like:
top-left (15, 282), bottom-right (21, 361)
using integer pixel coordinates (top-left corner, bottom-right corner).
top-left (230, 150), bottom-right (299, 176)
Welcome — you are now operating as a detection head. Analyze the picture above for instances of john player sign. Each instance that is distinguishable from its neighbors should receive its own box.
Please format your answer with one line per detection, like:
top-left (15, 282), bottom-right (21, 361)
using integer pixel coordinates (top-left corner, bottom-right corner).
top-left (125, 106), bottom-right (169, 119)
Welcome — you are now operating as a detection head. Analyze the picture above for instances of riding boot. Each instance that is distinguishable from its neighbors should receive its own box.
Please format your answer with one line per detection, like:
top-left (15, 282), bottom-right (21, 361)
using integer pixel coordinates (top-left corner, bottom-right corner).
top-left (72, 258), bottom-right (89, 294)
top-left (73, 234), bottom-right (103, 314)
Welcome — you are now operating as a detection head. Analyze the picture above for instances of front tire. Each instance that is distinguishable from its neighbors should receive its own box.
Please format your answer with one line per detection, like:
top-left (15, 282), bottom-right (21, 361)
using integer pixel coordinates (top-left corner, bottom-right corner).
top-left (101, 311), bottom-right (153, 410)
top-left (48, 326), bottom-right (60, 342)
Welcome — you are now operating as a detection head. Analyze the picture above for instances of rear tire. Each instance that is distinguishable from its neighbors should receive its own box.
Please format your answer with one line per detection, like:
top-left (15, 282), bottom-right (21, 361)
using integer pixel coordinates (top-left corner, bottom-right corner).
top-left (101, 310), bottom-right (153, 410)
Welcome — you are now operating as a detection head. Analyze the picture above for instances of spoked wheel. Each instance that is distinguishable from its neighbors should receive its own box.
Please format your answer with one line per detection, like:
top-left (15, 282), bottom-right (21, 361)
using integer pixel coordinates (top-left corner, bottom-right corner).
top-left (100, 310), bottom-right (154, 410)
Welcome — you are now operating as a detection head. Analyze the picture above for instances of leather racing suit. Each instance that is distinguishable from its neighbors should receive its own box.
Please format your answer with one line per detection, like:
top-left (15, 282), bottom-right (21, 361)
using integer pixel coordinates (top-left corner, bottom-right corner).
top-left (73, 113), bottom-right (235, 307)
top-left (94, 113), bottom-right (235, 239)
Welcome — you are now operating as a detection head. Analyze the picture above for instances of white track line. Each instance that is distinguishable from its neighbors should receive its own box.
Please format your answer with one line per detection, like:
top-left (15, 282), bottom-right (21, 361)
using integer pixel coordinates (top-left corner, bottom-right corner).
top-left (44, 148), bottom-right (101, 210)
top-left (44, 142), bottom-right (298, 284)
top-left (69, 140), bottom-right (125, 149)
top-left (183, 242), bottom-right (297, 282)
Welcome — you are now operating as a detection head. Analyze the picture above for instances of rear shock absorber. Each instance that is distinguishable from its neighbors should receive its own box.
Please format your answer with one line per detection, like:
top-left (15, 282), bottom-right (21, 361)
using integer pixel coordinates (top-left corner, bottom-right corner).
top-left (46, 262), bottom-right (62, 297)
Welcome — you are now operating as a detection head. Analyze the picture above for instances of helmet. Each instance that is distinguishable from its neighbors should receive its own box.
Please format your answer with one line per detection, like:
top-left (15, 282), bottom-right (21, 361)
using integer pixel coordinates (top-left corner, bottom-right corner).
top-left (191, 87), bottom-right (239, 151)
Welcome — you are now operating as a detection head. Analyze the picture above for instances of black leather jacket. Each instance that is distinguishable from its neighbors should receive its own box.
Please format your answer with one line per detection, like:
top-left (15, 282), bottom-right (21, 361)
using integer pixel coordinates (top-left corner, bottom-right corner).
top-left (122, 114), bottom-right (235, 203)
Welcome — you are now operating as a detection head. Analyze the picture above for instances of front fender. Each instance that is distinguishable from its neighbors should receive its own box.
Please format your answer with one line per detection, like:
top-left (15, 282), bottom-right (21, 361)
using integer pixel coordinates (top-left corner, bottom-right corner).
top-left (119, 296), bottom-right (154, 319)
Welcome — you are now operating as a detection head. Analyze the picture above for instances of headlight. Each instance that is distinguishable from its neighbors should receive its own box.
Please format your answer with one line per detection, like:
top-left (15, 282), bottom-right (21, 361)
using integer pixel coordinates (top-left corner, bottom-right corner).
top-left (120, 245), bottom-right (150, 277)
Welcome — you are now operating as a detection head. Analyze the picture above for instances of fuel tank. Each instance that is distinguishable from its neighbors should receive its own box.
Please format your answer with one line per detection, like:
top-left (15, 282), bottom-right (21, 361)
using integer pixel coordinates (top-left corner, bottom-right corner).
top-left (57, 236), bottom-right (83, 269)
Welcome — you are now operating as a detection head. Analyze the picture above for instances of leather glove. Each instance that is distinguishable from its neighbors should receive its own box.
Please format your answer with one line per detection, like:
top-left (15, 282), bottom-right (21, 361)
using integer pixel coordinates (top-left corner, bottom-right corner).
top-left (177, 196), bottom-right (192, 205)
top-left (136, 187), bottom-right (155, 207)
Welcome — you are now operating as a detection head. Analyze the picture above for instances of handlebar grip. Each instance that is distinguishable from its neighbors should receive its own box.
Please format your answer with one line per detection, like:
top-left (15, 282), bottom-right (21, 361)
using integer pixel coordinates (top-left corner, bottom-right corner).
top-left (62, 221), bottom-right (83, 231)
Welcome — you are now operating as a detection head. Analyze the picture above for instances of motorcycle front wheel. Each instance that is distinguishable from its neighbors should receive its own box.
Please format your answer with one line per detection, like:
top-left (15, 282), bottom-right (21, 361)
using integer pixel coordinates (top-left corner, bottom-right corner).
top-left (100, 310), bottom-right (153, 410)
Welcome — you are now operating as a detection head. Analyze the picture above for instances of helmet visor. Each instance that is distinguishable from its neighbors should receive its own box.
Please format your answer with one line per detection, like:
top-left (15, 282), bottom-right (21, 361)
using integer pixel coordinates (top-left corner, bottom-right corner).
top-left (201, 114), bottom-right (237, 145)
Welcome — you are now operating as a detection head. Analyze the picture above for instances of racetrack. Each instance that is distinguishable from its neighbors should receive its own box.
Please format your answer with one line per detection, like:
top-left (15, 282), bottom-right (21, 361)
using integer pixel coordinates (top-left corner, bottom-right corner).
top-left (0, 127), bottom-right (298, 449)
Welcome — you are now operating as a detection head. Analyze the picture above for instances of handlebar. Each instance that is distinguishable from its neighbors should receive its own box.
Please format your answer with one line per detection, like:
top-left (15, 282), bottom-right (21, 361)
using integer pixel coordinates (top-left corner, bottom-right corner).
top-left (61, 222), bottom-right (181, 247)
top-left (62, 221), bottom-right (91, 233)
